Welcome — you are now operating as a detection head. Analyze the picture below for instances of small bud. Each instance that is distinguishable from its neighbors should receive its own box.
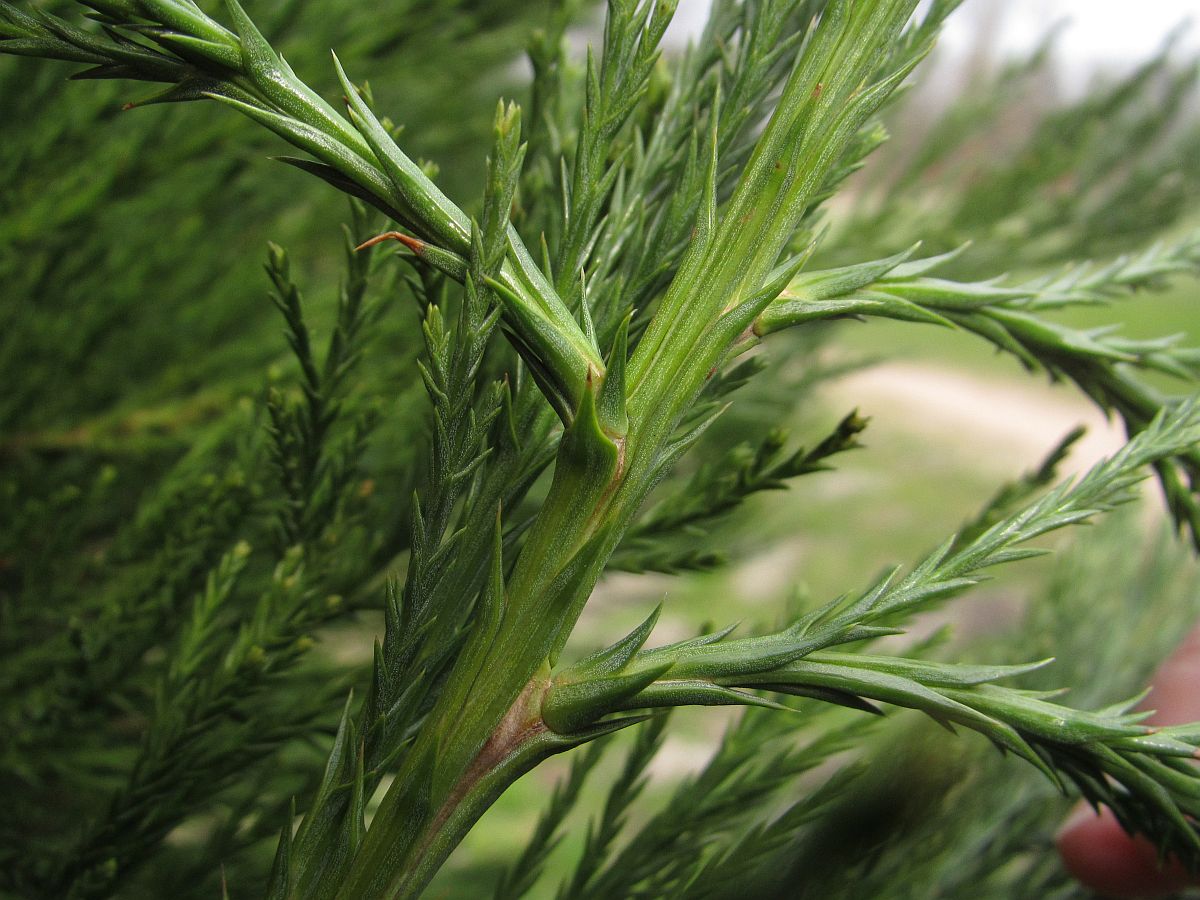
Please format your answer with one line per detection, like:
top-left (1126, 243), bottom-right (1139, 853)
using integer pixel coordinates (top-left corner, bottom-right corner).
top-left (293, 636), bottom-right (315, 653)
top-left (267, 241), bottom-right (288, 275)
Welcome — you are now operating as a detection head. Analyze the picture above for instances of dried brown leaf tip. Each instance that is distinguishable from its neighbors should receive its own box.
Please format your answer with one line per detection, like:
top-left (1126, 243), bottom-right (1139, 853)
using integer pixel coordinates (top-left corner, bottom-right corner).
top-left (355, 230), bottom-right (425, 255)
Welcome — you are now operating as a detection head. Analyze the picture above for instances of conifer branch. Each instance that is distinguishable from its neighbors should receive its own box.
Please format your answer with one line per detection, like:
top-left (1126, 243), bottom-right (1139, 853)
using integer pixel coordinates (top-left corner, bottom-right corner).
top-left (491, 736), bottom-right (608, 900)
top-left (4, 1), bottom-right (1200, 897)
top-left (611, 410), bottom-right (867, 573)
top-left (755, 234), bottom-right (1200, 543)
top-left (0, 0), bottom-right (604, 419)
top-left (541, 399), bottom-right (1200, 869)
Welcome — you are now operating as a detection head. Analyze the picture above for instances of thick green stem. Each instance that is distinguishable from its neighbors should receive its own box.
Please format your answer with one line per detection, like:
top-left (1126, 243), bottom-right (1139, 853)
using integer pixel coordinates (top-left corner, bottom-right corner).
top-left (338, 471), bottom-right (629, 898)
top-left (336, 4), bottom-right (925, 895)
top-left (339, 335), bottom-right (738, 897)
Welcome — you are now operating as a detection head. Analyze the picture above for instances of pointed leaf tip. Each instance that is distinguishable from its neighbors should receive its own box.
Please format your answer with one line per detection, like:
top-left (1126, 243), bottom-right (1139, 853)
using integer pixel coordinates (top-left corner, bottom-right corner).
top-left (564, 602), bottom-right (663, 681)
top-left (597, 312), bottom-right (631, 437)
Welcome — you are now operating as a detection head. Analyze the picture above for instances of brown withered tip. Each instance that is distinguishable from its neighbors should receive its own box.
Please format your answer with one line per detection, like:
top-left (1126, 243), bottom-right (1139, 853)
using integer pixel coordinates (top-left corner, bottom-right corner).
top-left (355, 230), bottom-right (425, 255)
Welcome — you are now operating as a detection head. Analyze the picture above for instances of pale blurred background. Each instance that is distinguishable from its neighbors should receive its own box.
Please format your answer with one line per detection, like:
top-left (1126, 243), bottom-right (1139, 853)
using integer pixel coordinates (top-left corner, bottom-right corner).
top-left (668, 0), bottom-right (1200, 76)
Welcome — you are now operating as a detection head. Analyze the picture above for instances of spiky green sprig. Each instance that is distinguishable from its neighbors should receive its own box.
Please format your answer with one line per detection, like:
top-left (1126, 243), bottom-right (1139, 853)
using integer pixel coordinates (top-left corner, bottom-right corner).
top-left (0, 0), bottom-right (604, 420)
top-left (58, 548), bottom-right (320, 898)
top-left (271, 101), bottom-right (556, 900)
top-left (767, 237), bottom-right (1200, 403)
top-left (559, 645), bottom-right (1200, 872)
top-left (574, 0), bottom-right (834, 336)
top-left (844, 31), bottom-right (1200, 270)
top-left (548, 0), bottom-right (678, 311)
top-left (731, 656), bottom-right (1200, 870)
top-left (490, 734), bottom-right (608, 900)
top-left (813, 397), bottom-right (1200, 632)
top-left (50, 216), bottom-right (386, 899)
top-left (1014, 234), bottom-right (1200, 311)
top-left (389, 105), bottom-right (529, 679)
top-left (96, 530), bottom-right (366, 891)
top-left (303, 154), bottom-right (590, 900)
top-left (953, 425), bottom-right (1086, 550)
top-left (626, 0), bottom-right (929, 440)
top-left (776, 512), bottom-right (1200, 900)
top-left (526, 0), bottom-right (917, 347)
top-left (757, 231), bottom-right (1200, 334)
top-left (326, 59), bottom-right (600, 420)
top-left (393, 105), bottom-right (522, 651)
top-left (538, 399), bottom-right (1200, 868)
top-left (754, 233), bottom-right (1200, 542)
top-left (494, 0), bottom-right (926, 644)
top-left (555, 712), bottom-right (670, 900)
top-left (567, 707), bottom-right (875, 899)
top-left (264, 207), bottom-right (383, 549)
top-left (305, 378), bottom-right (570, 897)
top-left (610, 410), bottom-right (867, 574)
top-left (69, 535), bottom-right (365, 897)
top-left (674, 759), bottom-right (863, 900)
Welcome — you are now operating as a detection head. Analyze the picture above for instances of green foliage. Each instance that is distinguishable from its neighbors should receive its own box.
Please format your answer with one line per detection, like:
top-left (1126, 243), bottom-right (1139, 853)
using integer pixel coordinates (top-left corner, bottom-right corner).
top-left (759, 511), bottom-right (1200, 900)
top-left (2, 1), bottom-right (1200, 898)
top-left (611, 408), bottom-right (867, 573)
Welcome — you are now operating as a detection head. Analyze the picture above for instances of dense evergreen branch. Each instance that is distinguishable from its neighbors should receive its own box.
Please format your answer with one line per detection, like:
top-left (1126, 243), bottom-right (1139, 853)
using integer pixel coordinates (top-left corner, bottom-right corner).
top-left (3, 1), bottom-right (1200, 898)
top-left (756, 234), bottom-right (1200, 543)
top-left (541, 399), bottom-right (1200, 866)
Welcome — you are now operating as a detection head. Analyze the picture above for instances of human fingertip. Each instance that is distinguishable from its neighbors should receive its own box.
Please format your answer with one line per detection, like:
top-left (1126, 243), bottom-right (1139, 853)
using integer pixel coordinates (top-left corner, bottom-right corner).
top-left (1057, 805), bottom-right (1192, 898)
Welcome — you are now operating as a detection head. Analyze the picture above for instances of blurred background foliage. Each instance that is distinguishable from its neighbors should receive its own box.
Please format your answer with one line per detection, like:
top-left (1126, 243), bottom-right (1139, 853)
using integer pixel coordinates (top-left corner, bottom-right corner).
top-left (2, 0), bottom-right (1199, 897)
